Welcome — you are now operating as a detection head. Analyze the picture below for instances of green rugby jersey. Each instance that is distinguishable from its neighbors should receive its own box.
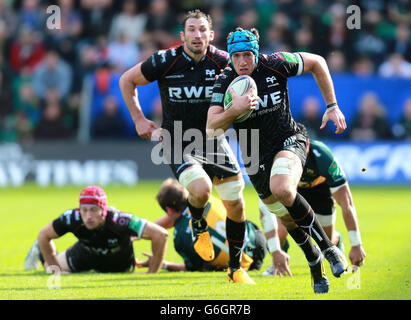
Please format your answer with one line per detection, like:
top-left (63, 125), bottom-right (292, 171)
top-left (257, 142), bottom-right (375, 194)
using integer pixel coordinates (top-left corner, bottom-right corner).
top-left (299, 140), bottom-right (347, 190)
top-left (173, 196), bottom-right (259, 271)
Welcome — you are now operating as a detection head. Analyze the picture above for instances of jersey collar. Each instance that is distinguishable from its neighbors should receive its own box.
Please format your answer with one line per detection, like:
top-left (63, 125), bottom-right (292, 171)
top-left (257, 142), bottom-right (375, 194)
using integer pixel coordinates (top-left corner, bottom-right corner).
top-left (181, 45), bottom-right (209, 64)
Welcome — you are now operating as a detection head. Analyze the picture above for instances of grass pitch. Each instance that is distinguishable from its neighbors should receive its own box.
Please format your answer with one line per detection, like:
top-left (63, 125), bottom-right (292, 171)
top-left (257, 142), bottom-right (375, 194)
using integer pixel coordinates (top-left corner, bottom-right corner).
top-left (0, 182), bottom-right (410, 300)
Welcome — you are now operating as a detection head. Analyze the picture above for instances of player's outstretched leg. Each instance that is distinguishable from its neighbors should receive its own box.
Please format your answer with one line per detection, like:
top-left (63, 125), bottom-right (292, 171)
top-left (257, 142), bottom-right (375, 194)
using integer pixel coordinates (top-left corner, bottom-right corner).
top-left (189, 202), bottom-right (215, 262)
top-left (286, 193), bottom-right (348, 277)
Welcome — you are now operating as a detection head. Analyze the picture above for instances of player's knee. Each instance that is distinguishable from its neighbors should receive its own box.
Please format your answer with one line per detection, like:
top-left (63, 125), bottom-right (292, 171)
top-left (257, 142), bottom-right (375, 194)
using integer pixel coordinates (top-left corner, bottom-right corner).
top-left (224, 198), bottom-right (245, 219)
top-left (179, 166), bottom-right (212, 205)
top-left (214, 179), bottom-right (244, 201)
top-left (270, 184), bottom-right (295, 207)
top-left (269, 157), bottom-right (298, 206)
top-left (189, 184), bottom-right (211, 205)
top-left (156, 228), bottom-right (169, 242)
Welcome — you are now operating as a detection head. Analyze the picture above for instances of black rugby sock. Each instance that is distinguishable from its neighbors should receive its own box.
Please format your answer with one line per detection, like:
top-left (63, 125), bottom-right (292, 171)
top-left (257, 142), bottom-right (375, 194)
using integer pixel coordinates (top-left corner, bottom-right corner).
top-left (188, 201), bottom-right (207, 231)
top-left (226, 217), bottom-right (246, 271)
top-left (288, 227), bottom-right (320, 263)
top-left (285, 193), bottom-right (334, 251)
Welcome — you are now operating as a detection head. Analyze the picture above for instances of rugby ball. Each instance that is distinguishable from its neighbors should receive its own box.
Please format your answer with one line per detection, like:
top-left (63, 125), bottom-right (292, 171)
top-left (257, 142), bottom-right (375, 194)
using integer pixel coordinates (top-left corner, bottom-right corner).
top-left (224, 75), bottom-right (258, 123)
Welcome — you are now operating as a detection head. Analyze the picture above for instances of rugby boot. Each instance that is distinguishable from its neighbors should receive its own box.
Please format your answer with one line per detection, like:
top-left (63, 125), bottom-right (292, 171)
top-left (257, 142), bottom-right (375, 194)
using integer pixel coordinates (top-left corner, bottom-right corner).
top-left (309, 254), bottom-right (329, 294)
top-left (228, 268), bottom-right (256, 284)
top-left (24, 240), bottom-right (41, 270)
top-left (191, 218), bottom-right (215, 262)
top-left (323, 245), bottom-right (349, 278)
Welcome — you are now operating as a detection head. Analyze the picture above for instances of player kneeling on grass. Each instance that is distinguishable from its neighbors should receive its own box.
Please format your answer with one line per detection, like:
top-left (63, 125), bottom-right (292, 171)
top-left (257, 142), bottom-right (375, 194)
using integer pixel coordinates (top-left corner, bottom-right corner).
top-left (135, 179), bottom-right (266, 274)
top-left (24, 186), bottom-right (168, 274)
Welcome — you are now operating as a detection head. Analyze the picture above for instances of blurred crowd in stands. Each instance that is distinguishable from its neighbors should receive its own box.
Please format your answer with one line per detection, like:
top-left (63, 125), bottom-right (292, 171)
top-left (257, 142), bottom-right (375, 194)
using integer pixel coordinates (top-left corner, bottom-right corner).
top-left (0, 0), bottom-right (410, 144)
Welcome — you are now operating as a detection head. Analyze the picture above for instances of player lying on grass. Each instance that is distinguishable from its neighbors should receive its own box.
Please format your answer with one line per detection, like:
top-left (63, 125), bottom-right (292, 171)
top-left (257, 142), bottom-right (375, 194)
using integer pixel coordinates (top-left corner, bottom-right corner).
top-left (260, 125), bottom-right (366, 276)
top-left (24, 185), bottom-right (168, 274)
top-left (135, 178), bottom-right (267, 273)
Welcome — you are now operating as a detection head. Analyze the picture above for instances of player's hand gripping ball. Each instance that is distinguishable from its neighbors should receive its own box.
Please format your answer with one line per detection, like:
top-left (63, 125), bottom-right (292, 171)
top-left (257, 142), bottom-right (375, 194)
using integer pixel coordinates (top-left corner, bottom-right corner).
top-left (224, 75), bottom-right (258, 123)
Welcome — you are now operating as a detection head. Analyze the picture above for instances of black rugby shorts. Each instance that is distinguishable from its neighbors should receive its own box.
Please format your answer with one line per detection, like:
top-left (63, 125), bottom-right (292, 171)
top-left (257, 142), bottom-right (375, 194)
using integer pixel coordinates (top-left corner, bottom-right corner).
top-left (162, 136), bottom-right (241, 181)
top-left (247, 133), bottom-right (309, 200)
top-left (66, 242), bottom-right (135, 273)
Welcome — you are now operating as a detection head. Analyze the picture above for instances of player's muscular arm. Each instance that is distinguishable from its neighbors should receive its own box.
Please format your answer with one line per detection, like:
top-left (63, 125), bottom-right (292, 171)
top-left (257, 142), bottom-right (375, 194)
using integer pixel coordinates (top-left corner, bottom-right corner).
top-left (140, 221), bottom-right (169, 273)
top-left (299, 52), bottom-right (347, 134)
top-left (37, 222), bottom-right (61, 271)
top-left (333, 184), bottom-right (366, 266)
top-left (206, 89), bottom-right (257, 137)
top-left (206, 105), bottom-right (238, 137)
top-left (154, 215), bottom-right (175, 229)
top-left (332, 184), bottom-right (359, 232)
top-left (299, 52), bottom-right (337, 106)
top-left (119, 63), bottom-right (159, 139)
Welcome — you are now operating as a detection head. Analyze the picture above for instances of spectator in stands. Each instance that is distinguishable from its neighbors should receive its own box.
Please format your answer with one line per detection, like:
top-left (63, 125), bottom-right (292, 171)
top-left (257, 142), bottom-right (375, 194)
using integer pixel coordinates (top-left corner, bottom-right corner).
top-left (0, 1), bottom-right (18, 41)
top-left (32, 49), bottom-right (72, 100)
top-left (392, 98), bottom-right (411, 140)
top-left (0, 54), bottom-right (13, 119)
top-left (351, 55), bottom-right (375, 76)
top-left (18, 0), bottom-right (44, 31)
top-left (349, 92), bottom-right (392, 141)
top-left (387, 1), bottom-right (411, 26)
top-left (327, 50), bottom-right (346, 73)
top-left (261, 24), bottom-right (289, 54)
top-left (16, 82), bottom-right (41, 126)
top-left (354, 9), bottom-right (386, 66)
top-left (80, 0), bottom-right (114, 40)
top-left (208, 5), bottom-right (226, 49)
top-left (387, 23), bottom-right (411, 61)
top-left (233, 7), bottom-right (258, 34)
top-left (378, 53), bottom-right (411, 78)
top-left (93, 95), bottom-right (126, 139)
top-left (34, 97), bottom-right (71, 140)
top-left (71, 44), bottom-right (99, 94)
top-left (0, 6), bottom-right (17, 61)
top-left (94, 35), bottom-right (110, 66)
top-left (294, 27), bottom-right (314, 52)
top-left (0, 111), bottom-right (33, 143)
top-left (145, 0), bottom-right (178, 48)
top-left (297, 96), bottom-right (328, 139)
top-left (107, 32), bottom-right (139, 72)
top-left (9, 27), bottom-right (46, 73)
top-left (109, 0), bottom-right (147, 44)
top-left (139, 40), bottom-right (160, 62)
top-left (44, 0), bottom-right (83, 64)
top-left (325, 3), bottom-right (354, 59)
